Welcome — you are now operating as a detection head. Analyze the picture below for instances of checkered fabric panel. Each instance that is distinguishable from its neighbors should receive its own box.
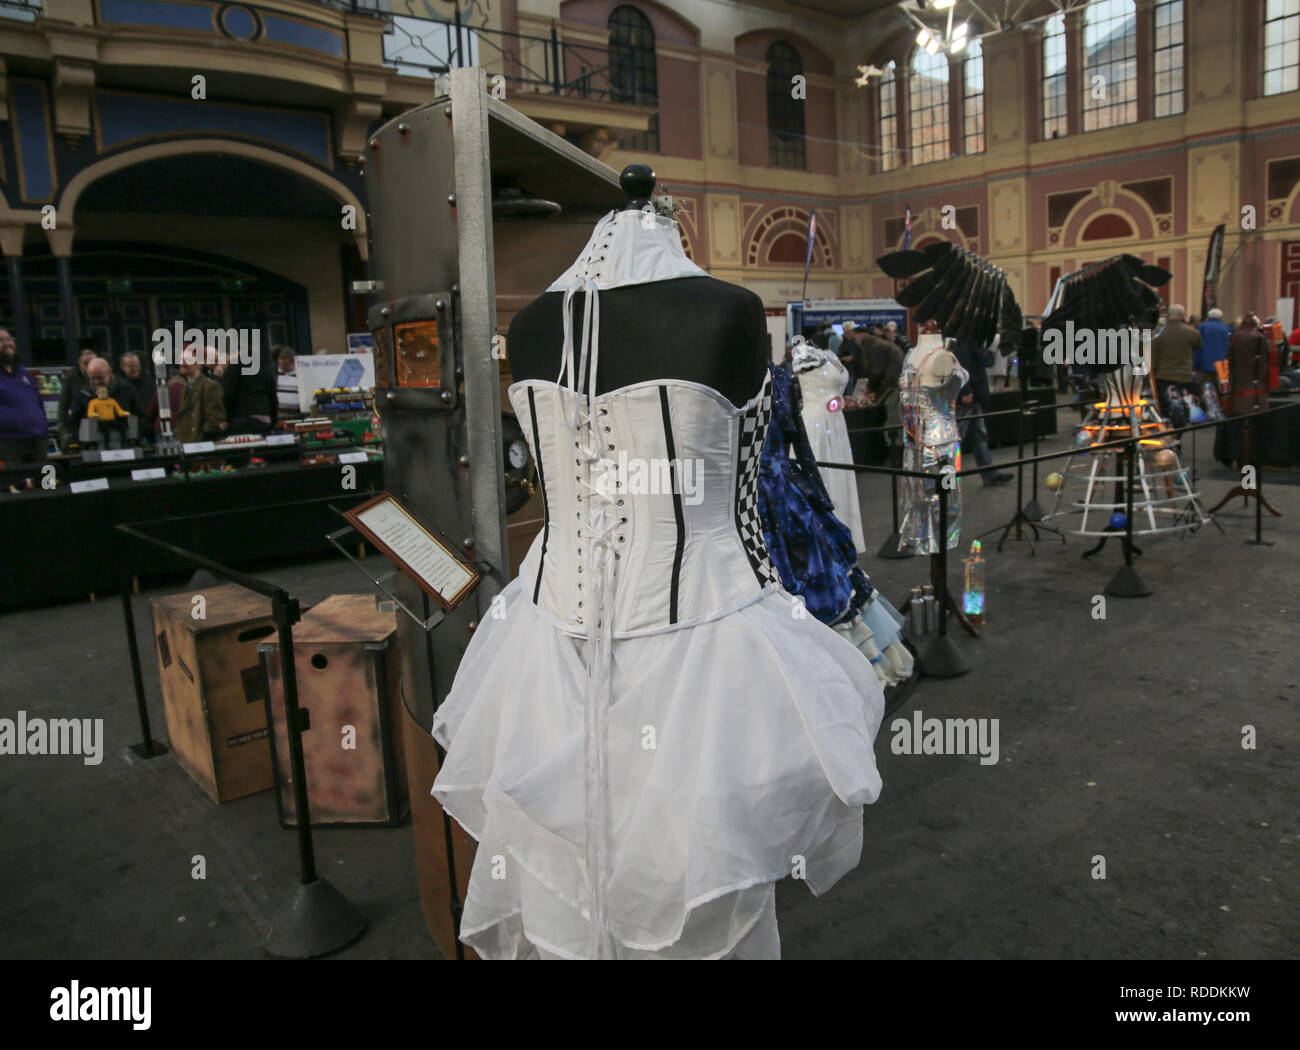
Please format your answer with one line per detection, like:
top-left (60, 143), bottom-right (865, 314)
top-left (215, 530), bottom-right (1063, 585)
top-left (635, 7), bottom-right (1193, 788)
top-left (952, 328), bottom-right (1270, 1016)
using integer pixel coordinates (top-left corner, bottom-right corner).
top-left (735, 370), bottom-right (780, 586)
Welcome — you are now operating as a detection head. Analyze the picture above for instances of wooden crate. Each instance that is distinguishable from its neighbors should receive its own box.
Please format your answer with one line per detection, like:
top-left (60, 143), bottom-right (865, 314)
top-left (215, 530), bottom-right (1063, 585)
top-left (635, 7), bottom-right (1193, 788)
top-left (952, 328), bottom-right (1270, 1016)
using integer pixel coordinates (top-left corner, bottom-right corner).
top-left (259, 594), bottom-right (407, 827)
top-left (150, 584), bottom-right (277, 803)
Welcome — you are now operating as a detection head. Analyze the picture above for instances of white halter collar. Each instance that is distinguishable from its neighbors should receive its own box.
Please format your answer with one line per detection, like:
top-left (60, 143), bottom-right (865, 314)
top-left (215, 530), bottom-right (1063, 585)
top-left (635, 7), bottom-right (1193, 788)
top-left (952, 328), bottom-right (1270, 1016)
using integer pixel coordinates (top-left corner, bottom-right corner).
top-left (547, 208), bottom-right (708, 292)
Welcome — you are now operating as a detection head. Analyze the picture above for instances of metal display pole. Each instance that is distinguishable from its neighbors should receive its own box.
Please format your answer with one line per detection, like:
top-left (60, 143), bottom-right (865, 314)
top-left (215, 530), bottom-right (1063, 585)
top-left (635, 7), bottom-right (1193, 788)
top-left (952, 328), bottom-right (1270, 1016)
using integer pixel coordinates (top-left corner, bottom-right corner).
top-left (120, 575), bottom-right (168, 760)
top-left (1106, 440), bottom-right (1152, 597)
top-left (918, 483), bottom-right (969, 678)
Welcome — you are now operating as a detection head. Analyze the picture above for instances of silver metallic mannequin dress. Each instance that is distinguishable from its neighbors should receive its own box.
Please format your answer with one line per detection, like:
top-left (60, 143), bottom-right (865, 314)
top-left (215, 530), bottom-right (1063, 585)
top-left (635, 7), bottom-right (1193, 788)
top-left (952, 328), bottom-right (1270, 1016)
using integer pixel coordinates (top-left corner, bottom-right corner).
top-left (898, 347), bottom-right (967, 554)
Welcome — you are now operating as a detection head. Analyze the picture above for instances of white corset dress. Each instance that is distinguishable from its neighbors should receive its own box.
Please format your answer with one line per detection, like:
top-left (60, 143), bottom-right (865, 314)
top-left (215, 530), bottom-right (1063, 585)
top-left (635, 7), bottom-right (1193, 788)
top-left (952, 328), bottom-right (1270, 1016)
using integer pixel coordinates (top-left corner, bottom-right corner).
top-left (430, 209), bottom-right (885, 960)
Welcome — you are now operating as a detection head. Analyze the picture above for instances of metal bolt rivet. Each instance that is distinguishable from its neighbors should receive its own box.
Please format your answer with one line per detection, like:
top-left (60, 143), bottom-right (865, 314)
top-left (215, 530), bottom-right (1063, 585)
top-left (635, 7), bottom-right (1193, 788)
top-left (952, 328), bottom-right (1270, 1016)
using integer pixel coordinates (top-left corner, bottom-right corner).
top-left (440, 390), bottom-right (452, 403)
top-left (379, 305), bottom-right (390, 317)
top-left (458, 455), bottom-right (470, 467)
top-left (447, 193), bottom-right (456, 206)
top-left (444, 105), bottom-right (453, 118)
top-left (397, 122), bottom-right (409, 134)
top-left (461, 537), bottom-right (474, 550)
top-left (368, 138), bottom-right (379, 149)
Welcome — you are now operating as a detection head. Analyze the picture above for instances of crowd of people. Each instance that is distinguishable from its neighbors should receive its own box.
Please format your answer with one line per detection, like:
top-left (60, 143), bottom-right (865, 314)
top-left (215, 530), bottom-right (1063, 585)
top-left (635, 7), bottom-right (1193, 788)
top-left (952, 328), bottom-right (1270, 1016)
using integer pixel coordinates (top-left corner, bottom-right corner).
top-left (0, 336), bottom-right (300, 467)
top-left (1150, 306), bottom-right (1300, 421)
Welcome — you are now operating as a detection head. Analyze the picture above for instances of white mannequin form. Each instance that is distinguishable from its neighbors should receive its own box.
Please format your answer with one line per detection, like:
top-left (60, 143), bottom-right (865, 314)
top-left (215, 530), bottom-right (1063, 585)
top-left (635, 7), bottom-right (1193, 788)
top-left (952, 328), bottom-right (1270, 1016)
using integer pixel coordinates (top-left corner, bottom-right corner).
top-left (905, 332), bottom-right (957, 386)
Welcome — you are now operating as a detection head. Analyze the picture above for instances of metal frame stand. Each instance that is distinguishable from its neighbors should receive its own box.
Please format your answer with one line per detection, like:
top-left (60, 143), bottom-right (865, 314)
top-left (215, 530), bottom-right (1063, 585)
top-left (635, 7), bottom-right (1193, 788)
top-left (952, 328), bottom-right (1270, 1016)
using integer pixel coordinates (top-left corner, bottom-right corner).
top-left (1104, 441), bottom-right (1152, 598)
top-left (1206, 415), bottom-right (1281, 544)
top-left (917, 484), bottom-right (970, 678)
top-left (976, 389), bottom-right (1064, 554)
top-left (878, 471), bottom-right (914, 559)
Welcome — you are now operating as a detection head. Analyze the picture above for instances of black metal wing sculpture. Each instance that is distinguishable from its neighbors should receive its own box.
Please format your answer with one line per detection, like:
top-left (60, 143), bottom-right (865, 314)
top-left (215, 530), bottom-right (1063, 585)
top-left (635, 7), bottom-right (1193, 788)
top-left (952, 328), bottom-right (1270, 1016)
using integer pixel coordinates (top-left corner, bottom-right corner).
top-left (876, 240), bottom-right (1023, 350)
top-left (1039, 254), bottom-right (1173, 376)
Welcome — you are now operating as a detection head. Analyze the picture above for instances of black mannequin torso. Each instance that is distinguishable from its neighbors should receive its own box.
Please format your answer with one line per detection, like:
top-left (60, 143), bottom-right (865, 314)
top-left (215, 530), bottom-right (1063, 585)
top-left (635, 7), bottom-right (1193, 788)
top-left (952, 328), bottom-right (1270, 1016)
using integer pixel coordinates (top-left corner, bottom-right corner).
top-left (507, 275), bottom-right (770, 407)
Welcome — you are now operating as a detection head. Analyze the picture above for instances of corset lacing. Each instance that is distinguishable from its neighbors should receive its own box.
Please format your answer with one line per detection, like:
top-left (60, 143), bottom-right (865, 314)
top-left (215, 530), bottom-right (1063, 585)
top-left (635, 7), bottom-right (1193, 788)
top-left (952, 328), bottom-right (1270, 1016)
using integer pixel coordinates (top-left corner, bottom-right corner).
top-left (560, 257), bottom-right (620, 958)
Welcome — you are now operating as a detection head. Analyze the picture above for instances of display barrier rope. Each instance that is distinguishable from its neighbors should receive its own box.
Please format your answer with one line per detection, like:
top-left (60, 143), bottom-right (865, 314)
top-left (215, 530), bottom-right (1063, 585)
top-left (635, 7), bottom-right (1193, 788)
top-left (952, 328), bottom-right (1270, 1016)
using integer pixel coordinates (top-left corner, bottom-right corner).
top-left (811, 400), bottom-right (1300, 677)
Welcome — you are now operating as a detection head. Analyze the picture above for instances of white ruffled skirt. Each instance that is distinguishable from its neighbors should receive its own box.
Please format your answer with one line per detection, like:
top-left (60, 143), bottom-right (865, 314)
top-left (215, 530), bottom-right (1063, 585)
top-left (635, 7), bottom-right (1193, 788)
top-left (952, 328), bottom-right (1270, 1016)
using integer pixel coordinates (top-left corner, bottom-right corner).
top-left (430, 577), bottom-right (886, 959)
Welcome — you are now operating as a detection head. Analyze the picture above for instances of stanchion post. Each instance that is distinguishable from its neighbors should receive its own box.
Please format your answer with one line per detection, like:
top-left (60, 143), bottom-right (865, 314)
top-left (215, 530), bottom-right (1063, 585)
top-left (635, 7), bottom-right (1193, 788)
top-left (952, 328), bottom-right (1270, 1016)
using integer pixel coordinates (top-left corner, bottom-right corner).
top-left (274, 593), bottom-right (315, 884)
top-left (121, 574), bottom-right (167, 760)
top-left (919, 479), bottom-right (968, 677)
top-left (264, 589), bottom-right (366, 958)
top-left (1106, 439), bottom-right (1152, 597)
top-left (423, 591), bottom-right (467, 961)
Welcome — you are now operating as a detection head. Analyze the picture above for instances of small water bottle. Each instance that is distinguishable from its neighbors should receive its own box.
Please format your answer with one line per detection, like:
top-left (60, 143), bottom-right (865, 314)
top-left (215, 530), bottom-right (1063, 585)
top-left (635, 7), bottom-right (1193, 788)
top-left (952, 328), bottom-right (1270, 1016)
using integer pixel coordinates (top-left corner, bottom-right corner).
top-left (962, 540), bottom-right (986, 627)
top-left (909, 587), bottom-right (924, 634)
top-left (921, 584), bottom-right (936, 633)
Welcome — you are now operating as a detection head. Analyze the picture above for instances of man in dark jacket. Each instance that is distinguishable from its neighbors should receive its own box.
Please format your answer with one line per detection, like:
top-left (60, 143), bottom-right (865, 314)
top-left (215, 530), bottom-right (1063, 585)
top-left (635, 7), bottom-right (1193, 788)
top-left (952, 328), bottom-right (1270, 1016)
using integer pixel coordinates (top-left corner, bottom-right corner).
top-left (71, 356), bottom-right (144, 421)
top-left (116, 352), bottom-right (154, 411)
top-left (57, 348), bottom-right (96, 434)
top-left (221, 342), bottom-right (277, 435)
top-left (860, 330), bottom-right (905, 460)
top-left (1149, 305), bottom-right (1201, 416)
top-left (954, 340), bottom-right (1012, 485)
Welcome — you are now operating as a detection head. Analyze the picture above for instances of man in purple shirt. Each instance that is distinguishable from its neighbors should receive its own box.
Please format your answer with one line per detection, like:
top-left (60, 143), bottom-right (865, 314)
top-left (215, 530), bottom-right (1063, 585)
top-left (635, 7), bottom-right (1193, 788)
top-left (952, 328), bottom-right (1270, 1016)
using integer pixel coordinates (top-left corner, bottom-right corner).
top-left (0, 328), bottom-right (49, 465)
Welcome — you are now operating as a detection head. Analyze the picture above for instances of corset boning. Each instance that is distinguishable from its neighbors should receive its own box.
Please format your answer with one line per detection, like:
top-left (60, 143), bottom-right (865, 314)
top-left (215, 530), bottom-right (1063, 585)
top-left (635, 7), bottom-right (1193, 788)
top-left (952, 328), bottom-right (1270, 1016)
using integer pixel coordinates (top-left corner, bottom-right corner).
top-left (511, 378), bottom-right (773, 637)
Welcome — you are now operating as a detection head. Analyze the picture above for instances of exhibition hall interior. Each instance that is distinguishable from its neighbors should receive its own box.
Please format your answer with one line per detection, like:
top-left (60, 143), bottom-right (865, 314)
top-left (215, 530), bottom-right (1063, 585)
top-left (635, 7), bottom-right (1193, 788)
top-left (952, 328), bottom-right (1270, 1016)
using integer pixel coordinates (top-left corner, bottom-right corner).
top-left (1, 0), bottom-right (1297, 977)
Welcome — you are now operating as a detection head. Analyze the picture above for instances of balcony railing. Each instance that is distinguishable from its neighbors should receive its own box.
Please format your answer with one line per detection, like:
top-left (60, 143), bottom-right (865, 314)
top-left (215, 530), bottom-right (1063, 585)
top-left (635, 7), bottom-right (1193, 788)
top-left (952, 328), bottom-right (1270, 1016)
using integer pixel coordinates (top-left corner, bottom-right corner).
top-left (0, 0), bottom-right (42, 21)
top-left (324, 1), bottom-right (642, 103)
top-left (3, 0), bottom-right (649, 108)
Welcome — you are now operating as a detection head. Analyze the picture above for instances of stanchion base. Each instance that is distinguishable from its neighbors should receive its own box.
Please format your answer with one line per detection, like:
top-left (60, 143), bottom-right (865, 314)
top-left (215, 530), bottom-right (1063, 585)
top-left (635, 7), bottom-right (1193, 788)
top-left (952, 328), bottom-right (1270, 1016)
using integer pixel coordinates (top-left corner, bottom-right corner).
top-left (1105, 564), bottom-right (1152, 598)
top-left (1246, 538), bottom-right (1275, 547)
top-left (918, 634), bottom-right (969, 678)
top-left (129, 740), bottom-right (168, 760)
top-left (877, 532), bottom-right (914, 559)
top-left (265, 877), bottom-right (366, 959)
top-left (1023, 499), bottom-right (1044, 522)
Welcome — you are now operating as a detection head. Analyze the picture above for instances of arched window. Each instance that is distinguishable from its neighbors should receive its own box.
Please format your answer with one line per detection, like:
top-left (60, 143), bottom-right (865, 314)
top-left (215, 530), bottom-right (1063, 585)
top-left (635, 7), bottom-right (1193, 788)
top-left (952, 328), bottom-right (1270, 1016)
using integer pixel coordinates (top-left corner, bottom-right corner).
top-left (1042, 13), bottom-right (1068, 139)
top-left (878, 63), bottom-right (898, 172)
top-left (766, 41), bottom-right (806, 169)
top-left (963, 37), bottom-right (984, 155)
top-left (1153, 0), bottom-right (1185, 116)
top-left (1264, 0), bottom-right (1300, 96)
top-left (608, 5), bottom-right (659, 152)
top-left (1083, 0), bottom-right (1137, 130)
top-left (910, 46), bottom-right (949, 165)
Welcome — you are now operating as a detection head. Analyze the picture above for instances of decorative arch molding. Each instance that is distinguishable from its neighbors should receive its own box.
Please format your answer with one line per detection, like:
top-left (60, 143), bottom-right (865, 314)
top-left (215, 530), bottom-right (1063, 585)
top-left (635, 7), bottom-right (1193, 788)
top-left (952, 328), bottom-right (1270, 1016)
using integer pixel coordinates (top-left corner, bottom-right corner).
top-left (54, 139), bottom-right (368, 259)
top-left (1059, 183), bottom-right (1156, 249)
top-left (744, 205), bottom-right (834, 268)
top-left (1284, 179), bottom-right (1300, 225)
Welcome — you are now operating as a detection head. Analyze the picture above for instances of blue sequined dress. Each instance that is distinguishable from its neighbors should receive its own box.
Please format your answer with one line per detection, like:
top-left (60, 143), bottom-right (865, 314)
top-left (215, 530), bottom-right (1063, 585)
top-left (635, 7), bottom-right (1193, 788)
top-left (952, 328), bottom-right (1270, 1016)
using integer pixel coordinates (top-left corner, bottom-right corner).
top-left (758, 364), bottom-right (913, 685)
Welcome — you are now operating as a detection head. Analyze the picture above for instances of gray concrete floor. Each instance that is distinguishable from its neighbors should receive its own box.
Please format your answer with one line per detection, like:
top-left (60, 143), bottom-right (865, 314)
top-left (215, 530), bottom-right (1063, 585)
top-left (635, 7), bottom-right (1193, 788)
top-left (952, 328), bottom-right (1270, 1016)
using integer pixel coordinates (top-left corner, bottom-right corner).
top-left (2, 407), bottom-right (1297, 960)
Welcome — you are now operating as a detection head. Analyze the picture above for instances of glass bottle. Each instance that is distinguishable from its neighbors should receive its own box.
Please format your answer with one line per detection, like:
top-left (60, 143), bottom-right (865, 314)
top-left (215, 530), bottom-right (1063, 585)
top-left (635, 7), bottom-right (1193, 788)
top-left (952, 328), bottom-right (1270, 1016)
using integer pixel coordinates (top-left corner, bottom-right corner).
top-left (963, 539), bottom-right (985, 626)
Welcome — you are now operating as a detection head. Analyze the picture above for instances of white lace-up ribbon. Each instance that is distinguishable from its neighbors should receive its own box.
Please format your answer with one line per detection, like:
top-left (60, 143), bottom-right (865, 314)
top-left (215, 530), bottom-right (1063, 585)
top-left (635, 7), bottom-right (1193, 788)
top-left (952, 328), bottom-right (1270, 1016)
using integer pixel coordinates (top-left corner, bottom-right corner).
top-left (559, 271), bottom-right (619, 959)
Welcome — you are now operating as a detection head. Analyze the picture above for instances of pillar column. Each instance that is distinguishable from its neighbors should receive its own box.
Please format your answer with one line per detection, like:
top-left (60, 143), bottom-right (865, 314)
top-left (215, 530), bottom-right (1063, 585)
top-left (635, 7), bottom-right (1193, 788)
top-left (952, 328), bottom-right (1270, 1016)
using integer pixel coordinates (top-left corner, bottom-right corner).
top-left (948, 51), bottom-right (965, 158)
top-left (1065, 9), bottom-right (1084, 137)
top-left (0, 225), bottom-right (33, 365)
top-left (1135, 0), bottom-right (1156, 122)
top-left (45, 226), bottom-right (78, 365)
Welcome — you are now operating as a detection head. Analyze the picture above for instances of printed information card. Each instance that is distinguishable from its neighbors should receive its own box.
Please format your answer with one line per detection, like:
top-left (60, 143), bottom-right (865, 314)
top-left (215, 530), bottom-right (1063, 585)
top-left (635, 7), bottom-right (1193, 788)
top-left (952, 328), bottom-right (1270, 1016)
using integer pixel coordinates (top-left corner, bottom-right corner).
top-left (344, 493), bottom-right (480, 611)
